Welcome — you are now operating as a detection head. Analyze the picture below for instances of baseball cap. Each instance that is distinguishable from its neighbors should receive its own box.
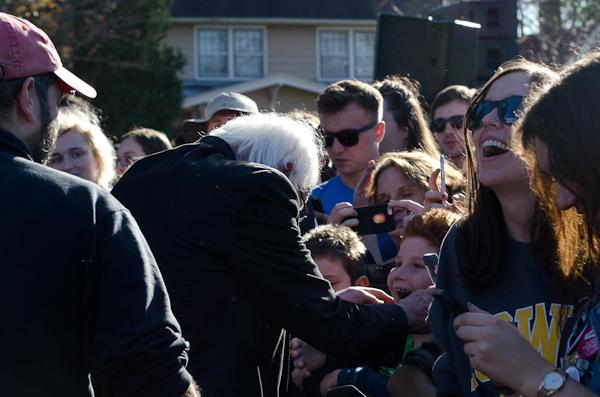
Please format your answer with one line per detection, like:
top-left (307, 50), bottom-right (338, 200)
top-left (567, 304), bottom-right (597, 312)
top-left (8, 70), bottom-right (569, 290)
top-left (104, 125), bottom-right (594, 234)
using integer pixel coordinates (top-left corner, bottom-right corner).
top-left (183, 92), bottom-right (258, 131)
top-left (0, 12), bottom-right (97, 98)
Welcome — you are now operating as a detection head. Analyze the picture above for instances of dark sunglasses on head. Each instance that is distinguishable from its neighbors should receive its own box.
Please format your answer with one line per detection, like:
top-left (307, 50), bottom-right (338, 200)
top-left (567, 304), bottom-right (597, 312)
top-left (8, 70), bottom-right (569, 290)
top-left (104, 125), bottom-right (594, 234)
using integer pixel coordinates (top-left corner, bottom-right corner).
top-left (318, 120), bottom-right (379, 147)
top-left (430, 115), bottom-right (464, 133)
top-left (468, 95), bottom-right (524, 131)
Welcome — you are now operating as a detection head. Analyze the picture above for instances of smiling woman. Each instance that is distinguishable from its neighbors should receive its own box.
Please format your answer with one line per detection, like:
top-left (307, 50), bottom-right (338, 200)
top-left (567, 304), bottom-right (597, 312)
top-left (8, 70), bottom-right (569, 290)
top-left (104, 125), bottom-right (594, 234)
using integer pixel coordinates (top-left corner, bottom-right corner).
top-left (48, 97), bottom-right (116, 189)
top-left (426, 58), bottom-right (581, 397)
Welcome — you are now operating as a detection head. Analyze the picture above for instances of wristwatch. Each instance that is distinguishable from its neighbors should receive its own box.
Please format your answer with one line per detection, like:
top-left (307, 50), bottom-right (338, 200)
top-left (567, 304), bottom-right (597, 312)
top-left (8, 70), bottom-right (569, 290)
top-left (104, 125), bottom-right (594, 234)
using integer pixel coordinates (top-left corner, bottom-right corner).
top-left (537, 368), bottom-right (567, 396)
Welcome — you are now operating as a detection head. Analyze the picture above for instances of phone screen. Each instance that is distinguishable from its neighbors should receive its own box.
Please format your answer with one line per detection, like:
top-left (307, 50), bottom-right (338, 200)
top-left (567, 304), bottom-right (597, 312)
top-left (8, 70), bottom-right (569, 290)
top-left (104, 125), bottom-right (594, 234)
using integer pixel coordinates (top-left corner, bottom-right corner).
top-left (439, 155), bottom-right (446, 196)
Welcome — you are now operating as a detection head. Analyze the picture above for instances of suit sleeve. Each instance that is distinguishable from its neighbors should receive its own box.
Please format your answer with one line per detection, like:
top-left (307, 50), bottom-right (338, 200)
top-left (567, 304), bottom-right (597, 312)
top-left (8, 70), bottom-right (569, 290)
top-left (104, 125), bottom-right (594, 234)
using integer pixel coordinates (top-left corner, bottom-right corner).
top-left (85, 207), bottom-right (193, 397)
top-left (230, 170), bottom-right (408, 368)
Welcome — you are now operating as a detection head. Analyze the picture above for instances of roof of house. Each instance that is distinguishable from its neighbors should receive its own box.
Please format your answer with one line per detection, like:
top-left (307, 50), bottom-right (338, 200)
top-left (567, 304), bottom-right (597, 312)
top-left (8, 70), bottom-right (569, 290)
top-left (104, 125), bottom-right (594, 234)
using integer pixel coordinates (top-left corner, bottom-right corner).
top-left (171, 0), bottom-right (379, 20)
top-left (182, 73), bottom-right (326, 109)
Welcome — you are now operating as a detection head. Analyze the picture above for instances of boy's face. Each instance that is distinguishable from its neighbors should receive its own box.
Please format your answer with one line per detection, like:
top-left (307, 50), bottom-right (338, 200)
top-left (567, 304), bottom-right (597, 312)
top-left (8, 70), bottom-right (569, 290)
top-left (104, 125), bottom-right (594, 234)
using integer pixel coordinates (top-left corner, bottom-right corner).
top-left (387, 236), bottom-right (437, 303)
top-left (314, 256), bottom-right (353, 292)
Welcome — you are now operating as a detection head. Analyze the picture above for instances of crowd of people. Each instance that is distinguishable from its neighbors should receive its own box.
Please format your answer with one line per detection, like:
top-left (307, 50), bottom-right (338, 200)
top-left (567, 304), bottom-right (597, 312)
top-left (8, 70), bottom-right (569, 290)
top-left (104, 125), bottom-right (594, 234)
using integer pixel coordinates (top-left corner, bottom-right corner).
top-left (3, 9), bottom-right (600, 397)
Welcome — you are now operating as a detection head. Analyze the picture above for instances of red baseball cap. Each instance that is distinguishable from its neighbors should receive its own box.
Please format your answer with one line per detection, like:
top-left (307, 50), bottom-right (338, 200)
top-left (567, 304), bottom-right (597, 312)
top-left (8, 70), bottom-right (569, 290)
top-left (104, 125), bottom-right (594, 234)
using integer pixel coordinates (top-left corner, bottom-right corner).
top-left (0, 12), bottom-right (96, 98)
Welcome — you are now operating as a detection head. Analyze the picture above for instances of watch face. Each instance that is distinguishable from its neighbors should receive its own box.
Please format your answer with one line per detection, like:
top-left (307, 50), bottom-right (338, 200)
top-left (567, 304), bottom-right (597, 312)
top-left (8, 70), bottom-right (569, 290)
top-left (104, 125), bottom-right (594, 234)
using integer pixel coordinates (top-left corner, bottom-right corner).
top-left (543, 371), bottom-right (564, 389)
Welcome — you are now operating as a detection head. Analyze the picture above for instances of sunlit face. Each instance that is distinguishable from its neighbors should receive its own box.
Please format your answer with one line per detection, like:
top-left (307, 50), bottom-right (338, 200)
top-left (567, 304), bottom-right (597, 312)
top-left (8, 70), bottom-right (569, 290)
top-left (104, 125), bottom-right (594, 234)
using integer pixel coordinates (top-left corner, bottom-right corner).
top-left (314, 256), bottom-right (353, 292)
top-left (320, 102), bottom-right (383, 186)
top-left (472, 72), bottom-right (531, 191)
top-left (379, 103), bottom-right (408, 154)
top-left (387, 236), bottom-right (437, 303)
top-left (207, 110), bottom-right (240, 132)
top-left (116, 136), bottom-right (146, 175)
top-left (432, 100), bottom-right (468, 159)
top-left (375, 166), bottom-right (426, 244)
top-left (49, 131), bottom-right (100, 184)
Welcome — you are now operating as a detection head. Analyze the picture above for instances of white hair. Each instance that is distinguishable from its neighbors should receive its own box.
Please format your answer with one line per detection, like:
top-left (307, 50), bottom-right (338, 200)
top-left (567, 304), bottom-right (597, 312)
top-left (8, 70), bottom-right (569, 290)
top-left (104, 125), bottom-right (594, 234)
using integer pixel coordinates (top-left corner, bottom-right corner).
top-left (210, 112), bottom-right (320, 195)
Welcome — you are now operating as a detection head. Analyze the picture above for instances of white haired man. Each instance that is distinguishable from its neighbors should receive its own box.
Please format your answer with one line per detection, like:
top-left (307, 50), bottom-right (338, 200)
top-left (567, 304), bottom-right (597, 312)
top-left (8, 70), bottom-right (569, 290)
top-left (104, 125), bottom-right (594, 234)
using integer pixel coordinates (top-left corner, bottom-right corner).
top-left (112, 113), bottom-right (432, 397)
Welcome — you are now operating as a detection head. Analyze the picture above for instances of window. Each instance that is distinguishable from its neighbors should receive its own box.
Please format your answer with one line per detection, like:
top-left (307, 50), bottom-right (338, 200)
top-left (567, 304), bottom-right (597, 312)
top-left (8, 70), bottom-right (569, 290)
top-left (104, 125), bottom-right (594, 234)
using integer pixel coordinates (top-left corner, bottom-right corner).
top-left (318, 29), bottom-right (375, 81)
top-left (196, 28), bottom-right (265, 79)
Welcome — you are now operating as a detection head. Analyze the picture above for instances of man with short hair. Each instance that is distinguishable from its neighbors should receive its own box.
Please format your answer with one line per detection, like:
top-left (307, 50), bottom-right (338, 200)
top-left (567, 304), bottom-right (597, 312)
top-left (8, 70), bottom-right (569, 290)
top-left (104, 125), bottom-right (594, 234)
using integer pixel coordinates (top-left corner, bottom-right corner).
top-left (311, 80), bottom-right (385, 217)
top-left (112, 112), bottom-right (431, 397)
top-left (311, 80), bottom-right (397, 288)
top-left (0, 12), bottom-right (198, 397)
top-left (182, 91), bottom-right (258, 138)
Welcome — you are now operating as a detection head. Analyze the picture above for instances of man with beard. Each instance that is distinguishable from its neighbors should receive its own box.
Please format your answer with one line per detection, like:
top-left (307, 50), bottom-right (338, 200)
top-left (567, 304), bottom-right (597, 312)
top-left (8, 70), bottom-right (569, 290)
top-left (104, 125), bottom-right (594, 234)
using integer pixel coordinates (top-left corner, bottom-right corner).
top-left (0, 12), bottom-right (199, 397)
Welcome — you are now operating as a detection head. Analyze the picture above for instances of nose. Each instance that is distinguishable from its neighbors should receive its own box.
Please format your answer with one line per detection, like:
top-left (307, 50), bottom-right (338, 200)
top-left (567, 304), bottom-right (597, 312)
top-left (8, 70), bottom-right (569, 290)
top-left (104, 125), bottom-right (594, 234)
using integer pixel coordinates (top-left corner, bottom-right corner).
top-left (555, 181), bottom-right (578, 211)
top-left (473, 108), bottom-right (501, 140)
top-left (329, 136), bottom-right (346, 153)
top-left (116, 161), bottom-right (127, 175)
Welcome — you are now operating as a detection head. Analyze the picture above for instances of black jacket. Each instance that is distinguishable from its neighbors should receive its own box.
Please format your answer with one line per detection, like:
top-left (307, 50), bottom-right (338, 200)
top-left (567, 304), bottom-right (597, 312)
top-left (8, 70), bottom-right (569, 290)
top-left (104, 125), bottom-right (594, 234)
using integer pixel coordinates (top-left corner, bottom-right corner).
top-left (0, 128), bottom-right (192, 397)
top-left (112, 136), bottom-right (409, 397)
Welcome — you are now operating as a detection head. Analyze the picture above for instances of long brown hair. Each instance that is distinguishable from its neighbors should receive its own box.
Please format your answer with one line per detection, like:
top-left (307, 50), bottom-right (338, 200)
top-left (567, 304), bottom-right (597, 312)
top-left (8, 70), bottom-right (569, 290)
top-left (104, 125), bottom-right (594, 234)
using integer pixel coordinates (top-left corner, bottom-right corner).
top-left (373, 75), bottom-right (440, 158)
top-left (516, 51), bottom-right (600, 287)
top-left (458, 58), bottom-right (562, 291)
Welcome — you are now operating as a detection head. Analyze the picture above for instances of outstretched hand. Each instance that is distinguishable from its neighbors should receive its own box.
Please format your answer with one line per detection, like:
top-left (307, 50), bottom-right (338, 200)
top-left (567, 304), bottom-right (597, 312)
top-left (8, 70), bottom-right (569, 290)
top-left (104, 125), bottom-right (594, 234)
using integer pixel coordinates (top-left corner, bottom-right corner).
top-left (290, 337), bottom-right (327, 389)
top-left (397, 288), bottom-right (434, 333)
top-left (337, 286), bottom-right (394, 304)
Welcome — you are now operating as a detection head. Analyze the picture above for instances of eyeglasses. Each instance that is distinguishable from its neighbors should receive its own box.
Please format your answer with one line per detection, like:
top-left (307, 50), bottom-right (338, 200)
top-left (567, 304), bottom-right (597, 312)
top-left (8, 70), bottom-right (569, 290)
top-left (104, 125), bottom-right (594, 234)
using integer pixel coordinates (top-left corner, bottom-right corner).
top-left (430, 115), bottom-right (464, 133)
top-left (318, 120), bottom-right (379, 147)
top-left (468, 95), bottom-right (524, 131)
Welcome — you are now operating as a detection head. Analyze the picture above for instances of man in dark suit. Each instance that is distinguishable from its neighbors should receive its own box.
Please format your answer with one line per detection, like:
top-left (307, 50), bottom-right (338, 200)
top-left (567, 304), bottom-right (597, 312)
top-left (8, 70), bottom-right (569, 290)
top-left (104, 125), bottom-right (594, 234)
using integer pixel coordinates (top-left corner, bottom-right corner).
top-left (112, 113), bottom-right (432, 397)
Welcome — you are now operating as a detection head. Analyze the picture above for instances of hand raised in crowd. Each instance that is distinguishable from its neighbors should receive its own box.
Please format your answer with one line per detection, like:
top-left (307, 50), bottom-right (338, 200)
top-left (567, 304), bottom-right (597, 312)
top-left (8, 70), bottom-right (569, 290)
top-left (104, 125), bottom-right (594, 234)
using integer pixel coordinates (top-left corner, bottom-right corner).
top-left (290, 337), bottom-right (327, 388)
top-left (352, 160), bottom-right (376, 208)
top-left (453, 304), bottom-right (554, 397)
top-left (398, 288), bottom-right (435, 333)
top-left (424, 169), bottom-right (464, 213)
top-left (328, 202), bottom-right (358, 227)
top-left (337, 286), bottom-right (394, 304)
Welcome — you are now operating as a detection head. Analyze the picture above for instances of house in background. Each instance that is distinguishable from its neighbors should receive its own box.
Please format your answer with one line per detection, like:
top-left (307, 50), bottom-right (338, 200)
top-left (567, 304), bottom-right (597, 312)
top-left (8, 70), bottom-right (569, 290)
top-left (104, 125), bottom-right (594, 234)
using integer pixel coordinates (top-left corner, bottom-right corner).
top-left (168, 0), bottom-right (381, 117)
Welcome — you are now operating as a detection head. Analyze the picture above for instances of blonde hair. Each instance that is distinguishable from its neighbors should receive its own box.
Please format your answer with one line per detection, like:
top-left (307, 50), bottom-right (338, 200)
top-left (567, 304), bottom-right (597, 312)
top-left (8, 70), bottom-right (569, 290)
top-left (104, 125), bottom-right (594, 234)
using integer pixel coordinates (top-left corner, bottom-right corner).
top-left (58, 103), bottom-right (116, 189)
top-left (366, 151), bottom-right (465, 200)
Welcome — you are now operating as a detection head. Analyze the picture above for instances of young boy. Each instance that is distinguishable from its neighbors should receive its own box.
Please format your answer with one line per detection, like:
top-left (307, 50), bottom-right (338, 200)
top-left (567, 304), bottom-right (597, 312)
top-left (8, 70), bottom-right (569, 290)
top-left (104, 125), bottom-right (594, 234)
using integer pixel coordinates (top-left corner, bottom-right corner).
top-left (302, 224), bottom-right (369, 292)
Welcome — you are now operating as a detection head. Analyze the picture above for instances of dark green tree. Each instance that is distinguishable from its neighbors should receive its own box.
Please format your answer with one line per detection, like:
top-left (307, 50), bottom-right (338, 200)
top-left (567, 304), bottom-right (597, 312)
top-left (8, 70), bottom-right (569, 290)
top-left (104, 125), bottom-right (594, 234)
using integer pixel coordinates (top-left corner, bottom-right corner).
top-left (1, 0), bottom-right (184, 138)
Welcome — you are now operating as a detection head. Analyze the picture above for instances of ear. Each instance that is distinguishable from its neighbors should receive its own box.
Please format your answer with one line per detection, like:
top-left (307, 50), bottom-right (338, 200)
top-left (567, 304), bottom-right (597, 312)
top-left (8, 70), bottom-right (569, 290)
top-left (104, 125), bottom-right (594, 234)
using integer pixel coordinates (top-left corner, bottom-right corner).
top-left (16, 77), bottom-right (38, 123)
top-left (354, 275), bottom-right (370, 287)
top-left (374, 121), bottom-right (385, 143)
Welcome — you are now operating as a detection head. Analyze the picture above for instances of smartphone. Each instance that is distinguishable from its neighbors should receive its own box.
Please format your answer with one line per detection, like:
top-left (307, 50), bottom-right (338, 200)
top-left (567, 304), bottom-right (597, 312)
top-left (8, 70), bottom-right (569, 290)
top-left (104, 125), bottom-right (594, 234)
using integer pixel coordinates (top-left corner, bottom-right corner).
top-left (439, 155), bottom-right (447, 196)
top-left (355, 204), bottom-right (395, 235)
top-left (432, 289), bottom-right (468, 315)
top-left (308, 196), bottom-right (324, 213)
top-left (422, 253), bottom-right (439, 283)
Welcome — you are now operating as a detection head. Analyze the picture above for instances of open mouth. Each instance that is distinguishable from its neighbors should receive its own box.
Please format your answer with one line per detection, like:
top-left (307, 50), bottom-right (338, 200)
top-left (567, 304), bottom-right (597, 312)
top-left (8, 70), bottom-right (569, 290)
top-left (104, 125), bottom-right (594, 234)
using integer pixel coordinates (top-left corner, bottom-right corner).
top-left (481, 139), bottom-right (509, 158)
top-left (394, 287), bottom-right (413, 300)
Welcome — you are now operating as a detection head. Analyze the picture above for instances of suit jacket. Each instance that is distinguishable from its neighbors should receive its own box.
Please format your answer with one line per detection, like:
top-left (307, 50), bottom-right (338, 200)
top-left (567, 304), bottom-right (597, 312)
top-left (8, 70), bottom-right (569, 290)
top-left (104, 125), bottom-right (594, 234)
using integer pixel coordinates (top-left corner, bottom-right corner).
top-left (112, 136), bottom-right (409, 397)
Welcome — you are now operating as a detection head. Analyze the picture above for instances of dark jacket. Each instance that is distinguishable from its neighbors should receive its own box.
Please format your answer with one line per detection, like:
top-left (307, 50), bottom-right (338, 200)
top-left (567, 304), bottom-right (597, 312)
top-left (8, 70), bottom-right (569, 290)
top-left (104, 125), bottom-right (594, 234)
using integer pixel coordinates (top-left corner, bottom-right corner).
top-left (112, 136), bottom-right (409, 397)
top-left (0, 128), bottom-right (192, 397)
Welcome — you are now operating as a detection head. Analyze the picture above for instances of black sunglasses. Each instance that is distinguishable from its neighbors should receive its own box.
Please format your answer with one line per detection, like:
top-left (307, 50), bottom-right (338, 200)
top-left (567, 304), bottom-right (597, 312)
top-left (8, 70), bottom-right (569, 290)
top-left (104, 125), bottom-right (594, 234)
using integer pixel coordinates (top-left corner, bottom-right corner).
top-left (318, 120), bottom-right (379, 147)
top-left (468, 95), bottom-right (524, 131)
top-left (430, 115), bottom-right (464, 133)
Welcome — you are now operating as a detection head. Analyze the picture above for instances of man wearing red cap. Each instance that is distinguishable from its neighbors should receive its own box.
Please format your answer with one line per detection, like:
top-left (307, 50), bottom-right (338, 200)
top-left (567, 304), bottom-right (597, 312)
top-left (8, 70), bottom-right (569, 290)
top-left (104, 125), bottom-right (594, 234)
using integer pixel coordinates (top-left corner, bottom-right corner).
top-left (0, 12), bottom-right (199, 397)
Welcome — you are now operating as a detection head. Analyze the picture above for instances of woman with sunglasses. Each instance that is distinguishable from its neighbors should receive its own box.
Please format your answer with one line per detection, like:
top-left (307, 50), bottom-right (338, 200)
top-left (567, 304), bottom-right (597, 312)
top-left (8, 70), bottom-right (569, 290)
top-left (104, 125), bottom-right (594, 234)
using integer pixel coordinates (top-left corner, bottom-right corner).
top-left (451, 52), bottom-right (600, 397)
top-left (427, 58), bottom-right (572, 397)
top-left (430, 85), bottom-right (476, 172)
